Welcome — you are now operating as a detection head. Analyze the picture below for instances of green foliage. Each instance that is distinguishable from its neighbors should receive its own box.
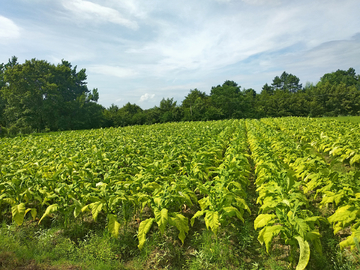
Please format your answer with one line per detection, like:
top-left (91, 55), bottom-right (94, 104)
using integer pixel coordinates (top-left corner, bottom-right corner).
top-left (294, 236), bottom-right (310, 270)
top-left (1, 118), bottom-right (360, 269)
top-left (210, 80), bottom-right (244, 119)
top-left (11, 203), bottom-right (26, 226)
top-left (271, 71), bottom-right (302, 93)
top-left (0, 57), bottom-right (104, 132)
top-left (138, 218), bottom-right (154, 250)
top-left (247, 119), bottom-right (326, 269)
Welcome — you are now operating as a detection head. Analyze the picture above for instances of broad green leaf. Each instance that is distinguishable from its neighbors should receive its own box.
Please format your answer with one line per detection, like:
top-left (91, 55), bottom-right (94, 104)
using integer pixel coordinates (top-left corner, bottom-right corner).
top-left (81, 204), bottom-right (90, 213)
top-left (198, 197), bottom-right (211, 211)
top-left (235, 197), bottom-right (251, 214)
top-left (12, 203), bottom-right (26, 225)
top-left (39, 204), bottom-right (58, 224)
top-left (339, 227), bottom-right (360, 250)
top-left (190, 210), bottom-right (204, 226)
top-left (90, 201), bottom-right (104, 221)
top-left (73, 200), bottom-right (82, 218)
top-left (350, 154), bottom-right (360, 166)
top-left (222, 206), bottom-right (244, 223)
top-left (306, 230), bottom-right (321, 241)
top-left (154, 208), bottom-right (168, 234)
top-left (169, 213), bottom-right (189, 244)
top-left (30, 208), bottom-right (37, 221)
top-left (4, 198), bottom-right (16, 205)
top-left (138, 218), bottom-right (154, 250)
top-left (153, 197), bottom-right (161, 208)
top-left (254, 214), bottom-right (276, 230)
top-left (107, 214), bottom-right (120, 238)
top-left (293, 217), bottom-right (310, 238)
top-left (258, 225), bottom-right (283, 253)
top-left (295, 236), bottom-right (310, 270)
top-left (204, 210), bottom-right (219, 235)
top-left (328, 205), bottom-right (357, 234)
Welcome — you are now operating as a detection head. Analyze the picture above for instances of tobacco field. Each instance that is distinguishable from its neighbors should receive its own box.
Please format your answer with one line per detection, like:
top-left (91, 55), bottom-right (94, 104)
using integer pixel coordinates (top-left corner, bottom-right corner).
top-left (0, 118), bottom-right (360, 270)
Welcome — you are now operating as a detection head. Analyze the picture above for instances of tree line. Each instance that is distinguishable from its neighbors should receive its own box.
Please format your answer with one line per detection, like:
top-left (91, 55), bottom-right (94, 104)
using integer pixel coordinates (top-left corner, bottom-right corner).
top-left (1, 56), bottom-right (360, 135)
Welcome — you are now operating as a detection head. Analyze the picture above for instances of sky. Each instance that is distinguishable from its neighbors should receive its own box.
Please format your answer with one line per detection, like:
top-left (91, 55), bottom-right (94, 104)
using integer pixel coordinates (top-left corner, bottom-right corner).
top-left (1, 0), bottom-right (360, 109)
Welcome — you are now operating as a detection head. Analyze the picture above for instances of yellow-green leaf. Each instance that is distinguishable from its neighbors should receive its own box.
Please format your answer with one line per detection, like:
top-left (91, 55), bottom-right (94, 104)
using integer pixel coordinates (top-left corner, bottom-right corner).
top-left (138, 218), bottom-right (154, 250)
top-left (198, 197), bottom-right (211, 211)
top-left (204, 210), bottom-right (219, 235)
top-left (12, 203), bottom-right (26, 226)
top-left (258, 225), bottom-right (283, 253)
top-left (169, 213), bottom-right (189, 244)
top-left (39, 204), bottom-right (58, 224)
top-left (190, 210), bottom-right (204, 227)
top-left (222, 206), bottom-right (244, 223)
top-left (30, 208), bottom-right (37, 221)
top-left (107, 214), bottom-right (120, 238)
top-left (74, 201), bottom-right (82, 218)
top-left (90, 201), bottom-right (104, 221)
top-left (254, 214), bottom-right (276, 230)
top-left (339, 227), bottom-right (360, 250)
top-left (154, 208), bottom-right (168, 234)
top-left (350, 154), bottom-right (360, 166)
top-left (295, 236), bottom-right (310, 270)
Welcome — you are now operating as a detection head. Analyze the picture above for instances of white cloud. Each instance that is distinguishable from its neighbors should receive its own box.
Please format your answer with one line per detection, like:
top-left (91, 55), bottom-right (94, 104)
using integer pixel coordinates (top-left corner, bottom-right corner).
top-left (103, 0), bottom-right (149, 19)
top-left (139, 93), bottom-right (155, 102)
top-left (240, 0), bottom-right (281, 5)
top-left (0, 16), bottom-right (20, 40)
top-left (128, 0), bottom-right (359, 80)
top-left (61, 0), bottom-right (138, 29)
top-left (88, 65), bottom-right (138, 78)
top-left (1, 0), bottom-right (360, 109)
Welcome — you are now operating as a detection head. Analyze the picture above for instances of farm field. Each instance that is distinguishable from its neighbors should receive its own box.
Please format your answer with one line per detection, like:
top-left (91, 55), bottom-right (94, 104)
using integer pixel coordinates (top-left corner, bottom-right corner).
top-left (0, 118), bottom-right (360, 270)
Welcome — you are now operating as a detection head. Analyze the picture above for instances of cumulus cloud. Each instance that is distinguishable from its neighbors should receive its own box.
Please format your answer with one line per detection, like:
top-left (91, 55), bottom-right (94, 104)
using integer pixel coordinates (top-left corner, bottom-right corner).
top-left (61, 0), bottom-right (138, 29)
top-left (139, 93), bottom-right (155, 102)
top-left (0, 16), bottom-right (20, 40)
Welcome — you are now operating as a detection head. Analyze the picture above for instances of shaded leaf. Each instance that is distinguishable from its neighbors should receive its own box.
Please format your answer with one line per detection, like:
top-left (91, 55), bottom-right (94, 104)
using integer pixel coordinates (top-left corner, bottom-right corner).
top-left (39, 204), bottom-right (58, 224)
top-left (12, 203), bottom-right (26, 226)
top-left (107, 214), bottom-right (120, 238)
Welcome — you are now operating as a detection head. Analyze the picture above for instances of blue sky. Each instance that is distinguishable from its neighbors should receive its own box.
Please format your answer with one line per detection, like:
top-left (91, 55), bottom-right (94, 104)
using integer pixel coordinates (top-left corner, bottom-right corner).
top-left (1, 0), bottom-right (360, 109)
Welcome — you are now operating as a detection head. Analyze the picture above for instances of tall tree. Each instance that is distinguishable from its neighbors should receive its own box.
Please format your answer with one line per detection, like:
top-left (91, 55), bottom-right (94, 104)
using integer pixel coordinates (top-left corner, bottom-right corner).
top-left (1, 57), bottom-right (102, 132)
top-left (182, 89), bottom-right (209, 121)
top-left (210, 80), bottom-right (244, 119)
top-left (271, 71), bottom-right (302, 93)
top-left (318, 68), bottom-right (360, 89)
top-left (2, 59), bottom-right (58, 131)
top-left (159, 98), bottom-right (182, 123)
top-left (242, 88), bottom-right (258, 118)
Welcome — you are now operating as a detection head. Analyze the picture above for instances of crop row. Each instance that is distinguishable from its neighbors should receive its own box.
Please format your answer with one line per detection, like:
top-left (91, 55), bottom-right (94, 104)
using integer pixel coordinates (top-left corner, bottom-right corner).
top-left (246, 119), bottom-right (322, 270)
top-left (0, 120), bottom-right (251, 249)
top-left (1, 117), bottom-right (359, 262)
top-left (267, 117), bottom-right (360, 167)
top-left (258, 118), bottom-right (360, 251)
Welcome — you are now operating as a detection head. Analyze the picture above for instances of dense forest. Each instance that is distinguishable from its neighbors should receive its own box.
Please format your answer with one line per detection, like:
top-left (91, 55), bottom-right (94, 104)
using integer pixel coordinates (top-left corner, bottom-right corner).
top-left (1, 56), bottom-right (360, 135)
